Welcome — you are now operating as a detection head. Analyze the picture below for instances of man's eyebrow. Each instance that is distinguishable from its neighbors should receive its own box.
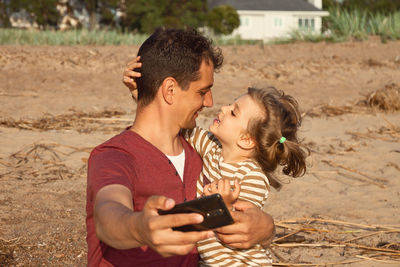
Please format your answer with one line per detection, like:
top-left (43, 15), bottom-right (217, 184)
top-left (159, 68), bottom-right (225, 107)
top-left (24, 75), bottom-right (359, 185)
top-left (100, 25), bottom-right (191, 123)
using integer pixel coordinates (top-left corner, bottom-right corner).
top-left (198, 84), bottom-right (213, 92)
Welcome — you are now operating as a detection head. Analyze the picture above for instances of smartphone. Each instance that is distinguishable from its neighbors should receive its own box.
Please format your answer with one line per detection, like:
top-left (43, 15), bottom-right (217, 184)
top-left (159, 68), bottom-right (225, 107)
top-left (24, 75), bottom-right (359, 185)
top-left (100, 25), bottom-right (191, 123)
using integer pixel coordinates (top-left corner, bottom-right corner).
top-left (158, 193), bottom-right (234, 232)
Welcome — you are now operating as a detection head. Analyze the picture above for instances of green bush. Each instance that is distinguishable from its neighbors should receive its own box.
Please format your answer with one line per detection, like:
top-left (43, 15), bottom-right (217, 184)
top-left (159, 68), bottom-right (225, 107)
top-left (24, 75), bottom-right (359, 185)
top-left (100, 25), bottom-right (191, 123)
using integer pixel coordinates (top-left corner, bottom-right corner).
top-left (207, 5), bottom-right (240, 35)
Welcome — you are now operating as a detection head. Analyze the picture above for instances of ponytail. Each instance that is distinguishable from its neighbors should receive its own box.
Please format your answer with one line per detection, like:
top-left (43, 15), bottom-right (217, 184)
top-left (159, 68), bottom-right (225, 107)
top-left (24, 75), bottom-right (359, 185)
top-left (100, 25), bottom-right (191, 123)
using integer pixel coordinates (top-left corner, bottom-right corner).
top-left (273, 139), bottom-right (308, 177)
top-left (247, 87), bottom-right (309, 189)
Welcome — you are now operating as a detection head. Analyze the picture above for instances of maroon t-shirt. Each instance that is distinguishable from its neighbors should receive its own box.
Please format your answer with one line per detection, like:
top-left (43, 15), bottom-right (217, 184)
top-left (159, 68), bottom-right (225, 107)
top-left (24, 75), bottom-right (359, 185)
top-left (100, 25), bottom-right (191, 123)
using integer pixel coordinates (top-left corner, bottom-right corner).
top-left (86, 130), bottom-right (202, 267)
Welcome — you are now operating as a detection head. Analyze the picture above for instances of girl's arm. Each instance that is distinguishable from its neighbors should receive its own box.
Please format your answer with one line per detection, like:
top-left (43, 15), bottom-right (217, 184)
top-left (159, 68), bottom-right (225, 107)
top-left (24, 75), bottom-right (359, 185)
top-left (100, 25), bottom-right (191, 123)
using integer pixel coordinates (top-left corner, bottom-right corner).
top-left (122, 56), bottom-right (142, 101)
top-left (181, 127), bottom-right (217, 158)
top-left (206, 172), bottom-right (273, 249)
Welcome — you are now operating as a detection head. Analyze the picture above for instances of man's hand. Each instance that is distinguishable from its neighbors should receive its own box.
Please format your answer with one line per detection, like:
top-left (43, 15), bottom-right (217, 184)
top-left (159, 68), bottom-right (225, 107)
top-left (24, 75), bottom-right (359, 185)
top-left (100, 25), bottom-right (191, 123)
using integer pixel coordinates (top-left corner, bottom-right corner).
top-left (94, 184), bottom-right (214, 257)
top-left (122, 56), bottom-right (141, 100)
top-left (203, 179), bottom-right (240, 211)
top-left (134, 195), bottom-right (215, 257)
top-left (214, 200), bottom-right (275, 249)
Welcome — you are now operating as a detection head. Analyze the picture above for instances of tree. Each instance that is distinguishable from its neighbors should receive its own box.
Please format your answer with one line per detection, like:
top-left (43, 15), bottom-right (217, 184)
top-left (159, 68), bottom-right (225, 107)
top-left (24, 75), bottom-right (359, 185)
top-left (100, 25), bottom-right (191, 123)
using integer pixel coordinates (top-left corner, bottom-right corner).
top-left (0, 0), bottom-right (11, 27)
top-left (121, 0), bottom-right (207, 33)
top-left (206, 5), bottom-right (240, 35)
top-left (322, 0), bottom-right (341, 10)
top-left (9, 0), bottom-right (59, 28)
top-left (98, 0), bottom-right (119, 27)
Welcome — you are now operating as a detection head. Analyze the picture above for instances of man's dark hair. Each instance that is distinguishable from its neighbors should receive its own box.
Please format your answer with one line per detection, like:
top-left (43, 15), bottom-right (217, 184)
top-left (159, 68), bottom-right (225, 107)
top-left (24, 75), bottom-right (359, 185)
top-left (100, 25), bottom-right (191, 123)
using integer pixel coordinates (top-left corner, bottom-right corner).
top-left (135, 28), bottom-right (223, 106)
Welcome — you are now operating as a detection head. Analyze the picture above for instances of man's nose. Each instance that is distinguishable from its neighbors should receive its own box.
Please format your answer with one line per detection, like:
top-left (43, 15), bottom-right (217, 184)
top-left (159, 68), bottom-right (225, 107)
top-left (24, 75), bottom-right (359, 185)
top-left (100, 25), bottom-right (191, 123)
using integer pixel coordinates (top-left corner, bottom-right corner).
top-left (203, 90), bottom-right (213, 107)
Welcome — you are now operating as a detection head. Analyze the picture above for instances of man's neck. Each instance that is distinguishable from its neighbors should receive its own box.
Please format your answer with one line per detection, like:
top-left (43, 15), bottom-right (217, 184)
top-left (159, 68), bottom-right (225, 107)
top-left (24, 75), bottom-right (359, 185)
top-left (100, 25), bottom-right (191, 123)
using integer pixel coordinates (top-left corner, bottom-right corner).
top-left (131, 104), bottom-right (183, 156)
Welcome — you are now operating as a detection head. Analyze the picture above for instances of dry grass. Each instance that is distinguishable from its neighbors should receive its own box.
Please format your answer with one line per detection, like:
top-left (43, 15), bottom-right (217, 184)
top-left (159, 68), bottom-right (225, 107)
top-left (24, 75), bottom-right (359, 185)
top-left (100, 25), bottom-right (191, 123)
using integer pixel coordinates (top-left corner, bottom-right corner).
top-left (0, 109), bottom-right (130, 133)
top-left (305, 83), bottom-right (400, 118)
top-left (271, 217), bottom-right (400, 266)
top-left (0, 142), bottom-right (89, 185)
top-left (366, 83), bottom-right (400, 111)
top-left (0, 238), bottom-right (20, 266)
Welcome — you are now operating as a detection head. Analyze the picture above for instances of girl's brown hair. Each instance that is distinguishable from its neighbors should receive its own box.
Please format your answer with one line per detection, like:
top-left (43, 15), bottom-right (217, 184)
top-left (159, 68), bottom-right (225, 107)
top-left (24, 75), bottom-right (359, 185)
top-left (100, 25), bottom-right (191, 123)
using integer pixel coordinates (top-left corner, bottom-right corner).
top-left (247, 87), bottom-right (309, 190)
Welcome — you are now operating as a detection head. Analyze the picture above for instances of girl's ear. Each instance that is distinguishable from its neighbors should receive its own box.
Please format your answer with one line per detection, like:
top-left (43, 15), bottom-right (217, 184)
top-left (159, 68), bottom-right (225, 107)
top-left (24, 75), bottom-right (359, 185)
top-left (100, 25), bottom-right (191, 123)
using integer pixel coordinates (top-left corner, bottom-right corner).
top-left (161, 77), bottom-right (178, 105)
top-left (237, 133), bottom-right (256, 150)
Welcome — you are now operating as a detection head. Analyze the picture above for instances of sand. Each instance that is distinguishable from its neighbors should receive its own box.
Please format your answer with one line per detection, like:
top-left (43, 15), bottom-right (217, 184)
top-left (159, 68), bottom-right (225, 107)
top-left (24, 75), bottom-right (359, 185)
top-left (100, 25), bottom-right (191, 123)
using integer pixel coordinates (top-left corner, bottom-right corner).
top-left (0, 38), bottom-right (399, 266)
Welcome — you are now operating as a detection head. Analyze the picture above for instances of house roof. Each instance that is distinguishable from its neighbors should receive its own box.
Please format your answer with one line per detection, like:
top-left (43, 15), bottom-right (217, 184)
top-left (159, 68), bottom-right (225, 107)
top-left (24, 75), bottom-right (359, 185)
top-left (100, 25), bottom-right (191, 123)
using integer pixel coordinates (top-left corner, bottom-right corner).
top-left (208, 0), bottom-right (322, 12)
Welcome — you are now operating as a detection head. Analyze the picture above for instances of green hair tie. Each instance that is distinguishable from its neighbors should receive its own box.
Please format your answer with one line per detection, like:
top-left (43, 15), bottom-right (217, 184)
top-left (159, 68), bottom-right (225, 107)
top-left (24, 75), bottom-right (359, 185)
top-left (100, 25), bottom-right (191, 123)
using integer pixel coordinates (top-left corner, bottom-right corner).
top-left (279, 137), bottom-right (286, 144)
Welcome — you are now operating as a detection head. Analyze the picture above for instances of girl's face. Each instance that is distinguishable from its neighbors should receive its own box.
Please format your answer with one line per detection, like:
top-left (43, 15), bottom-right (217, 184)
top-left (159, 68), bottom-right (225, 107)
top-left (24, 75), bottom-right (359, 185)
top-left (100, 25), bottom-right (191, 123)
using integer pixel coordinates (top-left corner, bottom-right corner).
top-left (209, 94), bottom-right (263, 147)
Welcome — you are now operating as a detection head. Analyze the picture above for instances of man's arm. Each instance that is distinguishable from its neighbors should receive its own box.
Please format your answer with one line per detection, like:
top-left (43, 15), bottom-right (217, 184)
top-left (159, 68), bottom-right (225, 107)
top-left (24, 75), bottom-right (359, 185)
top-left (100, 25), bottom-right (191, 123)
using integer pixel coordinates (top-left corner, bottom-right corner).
top-left (94, 184), bottom-right (214, 257)
top-left (214, 200), bottom-right (275, 249)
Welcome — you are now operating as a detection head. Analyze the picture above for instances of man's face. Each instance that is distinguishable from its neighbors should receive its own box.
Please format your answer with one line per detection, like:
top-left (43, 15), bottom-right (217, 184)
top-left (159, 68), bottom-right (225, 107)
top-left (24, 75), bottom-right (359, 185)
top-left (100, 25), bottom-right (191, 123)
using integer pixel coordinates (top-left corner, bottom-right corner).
top-left (176, 60), bottom-right (214, 129)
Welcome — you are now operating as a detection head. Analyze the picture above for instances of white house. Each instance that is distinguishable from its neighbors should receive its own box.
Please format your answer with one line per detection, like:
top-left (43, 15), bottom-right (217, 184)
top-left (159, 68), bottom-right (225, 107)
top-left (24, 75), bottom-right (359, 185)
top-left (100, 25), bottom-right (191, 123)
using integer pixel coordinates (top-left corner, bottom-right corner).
top-left (208, 0), bottom-right (329, 40)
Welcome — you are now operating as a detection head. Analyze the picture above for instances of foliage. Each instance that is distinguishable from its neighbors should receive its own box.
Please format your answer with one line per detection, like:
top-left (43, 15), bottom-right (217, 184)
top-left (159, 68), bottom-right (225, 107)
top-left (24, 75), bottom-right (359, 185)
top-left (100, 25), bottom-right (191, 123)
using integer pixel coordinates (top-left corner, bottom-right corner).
top-left (206, 5), bottom-right (240, 35)
top-left (322, 0), bottom-right (341, 10)
top-left (0, 0), bottom-right (10, 27)
top-left (323, 0), bottom-right (400, 14)
top-left (0, 28), bottom-right (148, 45)
top-left (9, 0), bottom-right (59, 27)
top-left (1, 0), bottom-right (399, 44)
top-left (271, 6), bottom-right (400, 44)
top-left (121, 0), bottom-right (207, 33)
top-left (83, 0), bottom-right (120, 29)
top-left (98, 0), bottom-right (120, 27)
top-left (325, 7), bottom-right (400, 41)
top-left (326, 7), bottom-right (369, 40)
top-left (341, 0), bottom-right (400, 14)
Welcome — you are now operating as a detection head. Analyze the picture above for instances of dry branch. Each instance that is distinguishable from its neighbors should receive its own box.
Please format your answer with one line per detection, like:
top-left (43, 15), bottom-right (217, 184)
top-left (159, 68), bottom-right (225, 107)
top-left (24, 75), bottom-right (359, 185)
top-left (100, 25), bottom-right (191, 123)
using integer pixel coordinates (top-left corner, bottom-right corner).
top-left (337, 171), bottom-right (386, 188)
top-left (272, 217), bottom-right (400, 266)
top-left (272, 259), bottom-right (363, 266)
top-left (278, 218), bottom-right (400, 231)
top-left (274, 230), bottom-right (304, 244)
top-left (346, 131), bottom-right (398, 142)
top-left (388, 162), bottom-right (400, 172)
top-left (0, 142), bottom-right (89, 184)
top-left (355, 255), bottom-right (400, 264)
top-left (0, 109), bottom-right (129, 133)
top-left (272, 243), bottom-right (346, 248)
top-left (322, 160), bottom-right (388, 187)
top-left (344, 230), bottom-right (398, 243)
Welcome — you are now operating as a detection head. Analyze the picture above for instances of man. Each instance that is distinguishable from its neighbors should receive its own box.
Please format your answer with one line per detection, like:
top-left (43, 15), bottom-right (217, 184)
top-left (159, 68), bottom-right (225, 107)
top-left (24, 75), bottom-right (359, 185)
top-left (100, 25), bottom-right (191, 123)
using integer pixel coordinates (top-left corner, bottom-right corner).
top-left (86, 28), bottom-right (275, 267)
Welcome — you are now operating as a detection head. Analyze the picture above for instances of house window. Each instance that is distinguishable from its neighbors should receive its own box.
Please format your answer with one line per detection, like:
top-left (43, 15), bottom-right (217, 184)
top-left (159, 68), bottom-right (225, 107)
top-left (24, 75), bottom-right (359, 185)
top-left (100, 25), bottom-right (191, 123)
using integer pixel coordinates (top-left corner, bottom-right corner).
top-left (274, 17), bottom-right (282, 27)
top-left (240, 17), bottom-right (249, 27)
top-left (298, 17), bottom-right (315, 30)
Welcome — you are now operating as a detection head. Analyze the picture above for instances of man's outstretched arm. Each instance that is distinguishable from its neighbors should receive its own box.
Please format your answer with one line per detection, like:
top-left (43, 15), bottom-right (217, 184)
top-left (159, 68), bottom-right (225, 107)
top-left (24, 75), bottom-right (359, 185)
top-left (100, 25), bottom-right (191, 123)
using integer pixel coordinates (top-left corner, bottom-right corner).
top-left (94, 184), bottom-right (214, 257)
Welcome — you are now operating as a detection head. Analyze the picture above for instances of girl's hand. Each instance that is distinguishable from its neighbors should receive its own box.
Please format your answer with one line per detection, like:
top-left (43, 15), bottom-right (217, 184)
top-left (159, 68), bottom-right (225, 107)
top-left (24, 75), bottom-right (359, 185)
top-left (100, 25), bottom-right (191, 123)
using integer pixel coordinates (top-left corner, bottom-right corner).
top-left (122, 56), bottom-right (142, 100)
top-left (203, 179), bottom-right (240, 210)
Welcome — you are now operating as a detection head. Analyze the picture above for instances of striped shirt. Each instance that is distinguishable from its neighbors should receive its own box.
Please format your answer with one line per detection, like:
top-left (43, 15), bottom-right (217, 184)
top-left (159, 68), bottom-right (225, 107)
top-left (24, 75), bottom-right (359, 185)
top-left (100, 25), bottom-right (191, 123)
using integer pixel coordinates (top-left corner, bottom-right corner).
top-left (183, 127), bottom-right (272, 266)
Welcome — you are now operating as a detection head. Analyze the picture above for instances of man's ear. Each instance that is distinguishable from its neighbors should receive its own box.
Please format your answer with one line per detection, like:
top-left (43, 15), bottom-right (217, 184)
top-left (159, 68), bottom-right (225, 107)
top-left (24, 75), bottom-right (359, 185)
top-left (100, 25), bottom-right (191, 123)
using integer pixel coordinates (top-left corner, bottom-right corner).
top-left (161, 77), bottom-right (178, 105)
top-left (237, 133), bottom-right (256, 150)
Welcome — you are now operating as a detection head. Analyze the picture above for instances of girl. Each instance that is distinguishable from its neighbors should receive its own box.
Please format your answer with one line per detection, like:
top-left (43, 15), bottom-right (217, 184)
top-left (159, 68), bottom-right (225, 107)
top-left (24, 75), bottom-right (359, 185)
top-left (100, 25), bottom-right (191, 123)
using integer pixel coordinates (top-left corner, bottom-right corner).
top-left (124, 63), bottom-right (308, 267)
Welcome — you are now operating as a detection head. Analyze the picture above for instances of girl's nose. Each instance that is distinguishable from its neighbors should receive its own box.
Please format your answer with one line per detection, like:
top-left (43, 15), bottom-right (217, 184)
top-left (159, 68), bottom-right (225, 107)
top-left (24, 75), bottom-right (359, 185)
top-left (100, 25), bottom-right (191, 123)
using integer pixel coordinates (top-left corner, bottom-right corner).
top-left (221, 105), bottom-right (228, 113)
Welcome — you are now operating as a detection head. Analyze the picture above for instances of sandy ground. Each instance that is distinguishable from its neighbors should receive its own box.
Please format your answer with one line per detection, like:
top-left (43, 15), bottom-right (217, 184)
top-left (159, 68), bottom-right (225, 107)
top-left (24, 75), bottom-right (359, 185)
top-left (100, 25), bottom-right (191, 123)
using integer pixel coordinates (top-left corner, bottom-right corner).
top-left (0, 38), bottom-right (400, 266)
